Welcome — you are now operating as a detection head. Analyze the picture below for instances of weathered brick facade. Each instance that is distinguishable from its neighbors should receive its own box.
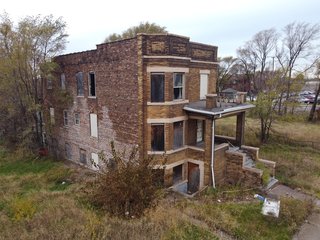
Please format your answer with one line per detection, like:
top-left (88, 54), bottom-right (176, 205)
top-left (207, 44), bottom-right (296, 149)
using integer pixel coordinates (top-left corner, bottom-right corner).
top-left (45, 33), bottom-right (273, 192)
top-left (46, 38), bottom-right (141, 164)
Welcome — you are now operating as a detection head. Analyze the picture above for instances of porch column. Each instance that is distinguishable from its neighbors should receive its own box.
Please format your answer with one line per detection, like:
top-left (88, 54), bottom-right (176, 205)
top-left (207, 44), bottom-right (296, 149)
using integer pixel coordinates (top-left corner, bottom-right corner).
top-left (236, 112), bottom-right (245, 146)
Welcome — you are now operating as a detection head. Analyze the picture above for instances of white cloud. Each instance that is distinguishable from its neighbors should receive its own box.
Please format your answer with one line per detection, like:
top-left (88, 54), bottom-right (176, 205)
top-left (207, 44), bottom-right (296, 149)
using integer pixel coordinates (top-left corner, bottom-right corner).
top-left (2, 0), bottom-right (320, 56)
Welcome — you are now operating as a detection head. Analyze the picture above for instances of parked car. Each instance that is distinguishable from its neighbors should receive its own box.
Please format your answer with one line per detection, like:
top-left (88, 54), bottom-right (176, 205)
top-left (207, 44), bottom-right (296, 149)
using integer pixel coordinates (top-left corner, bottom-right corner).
top-left (299, 92), bottom-right (317, 104)
top-left (298, 96), bottom-right (311, 103)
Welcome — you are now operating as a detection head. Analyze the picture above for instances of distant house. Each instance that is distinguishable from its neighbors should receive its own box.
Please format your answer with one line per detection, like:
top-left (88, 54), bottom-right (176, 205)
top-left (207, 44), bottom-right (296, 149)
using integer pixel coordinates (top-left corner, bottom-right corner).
top-left (44, 33), bottom-right (276, 194)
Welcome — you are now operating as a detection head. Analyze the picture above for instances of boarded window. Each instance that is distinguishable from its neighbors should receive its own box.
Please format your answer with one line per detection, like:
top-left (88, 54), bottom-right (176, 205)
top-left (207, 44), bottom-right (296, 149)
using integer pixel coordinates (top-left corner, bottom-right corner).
top-left (151, 73), bottom-right (164, 102)
top-left (173, 121), bottom-right (184, 149)
top-left (76, 72), bottom-right (84, 96)
top-left (91, 152), bottom-right (99, 170)
top-left (151, 124), bottom-right (164, 151)
top-left (63, 110), bottom-right (68, 126)
top-left (173, 164), bottom-right (183, 184)
top-left (90, 113), bottom-right (98, 137)
top-left (49, 107), bottom-right (55, 125)
top-left (80, 148), bottom-right (87, 164)
top-left (74, 113), bottom-right (80, 125)
top-left (200, 74), bottom-right (208, 99)
top-left (88, 72), bottom-right (96, 97)
top-left (60, 73), bottom-right (66, 90)
top-left (65, 143), bottom-right (72, 160)
top-left (173, 73), bottom-right (184, 100)
top-left (196, 120), bottom-right (204, 143)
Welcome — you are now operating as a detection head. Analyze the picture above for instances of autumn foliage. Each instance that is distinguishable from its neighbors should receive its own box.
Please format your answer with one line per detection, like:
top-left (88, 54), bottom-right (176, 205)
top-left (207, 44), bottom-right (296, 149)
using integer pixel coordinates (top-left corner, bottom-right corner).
top-left (88, 142), bottom-right (165, 218)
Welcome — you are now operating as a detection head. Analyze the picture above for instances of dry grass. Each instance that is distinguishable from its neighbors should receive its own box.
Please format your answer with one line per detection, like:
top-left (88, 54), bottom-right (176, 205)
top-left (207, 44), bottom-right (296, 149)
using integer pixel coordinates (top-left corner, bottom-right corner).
top-left (216, 115), bottom-right (320, 196)
top-left (260, 144), bottom-right (320, 197)
top-left (216, 114), bottom-right (320, 145)
top-left (0, 141), bottom-right (316, 240)
top-left (0, 150), bottom-right (220, 240)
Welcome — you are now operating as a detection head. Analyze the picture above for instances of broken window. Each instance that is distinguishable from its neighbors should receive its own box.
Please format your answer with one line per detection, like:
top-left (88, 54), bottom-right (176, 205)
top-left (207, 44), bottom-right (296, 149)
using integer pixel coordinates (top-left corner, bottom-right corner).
top-left (173, 164), bottom-right (183, 184)
top-left (91, 152), bottom-right (99, 170)
top-left (49, 108), bottom-right (55, 125)
top-left (79, 148), bottom-right (87, 165)
top-left (173, 121), bottom-right (184, 149)
top-left (90, 113), bottom-right (98, 137)
top-left (63, 110), bottom-right (68, 126)
top-left (74, 113), bottom-right (80, 125)
top-left (173, 73), bottom-right (184, 100)
top-left (65, 143), bottom-right (72, 160)
top-left (60, 73), bottom-right (66, 90)
top-left (76, 72), bottom-right (84, 96)
top-left (151, 73), bottom-right (164, 102)
top-left (151, 124), bottom-right (164, 151)
top-left (88, 72), bottom-right (96, 97)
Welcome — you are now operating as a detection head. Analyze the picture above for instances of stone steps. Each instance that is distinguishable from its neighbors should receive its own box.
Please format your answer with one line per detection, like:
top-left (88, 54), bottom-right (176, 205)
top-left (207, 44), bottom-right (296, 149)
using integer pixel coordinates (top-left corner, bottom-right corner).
top-left (243, 155), bottom-right (255, 168)
top-left (264, 177), bottom-right (279, 192)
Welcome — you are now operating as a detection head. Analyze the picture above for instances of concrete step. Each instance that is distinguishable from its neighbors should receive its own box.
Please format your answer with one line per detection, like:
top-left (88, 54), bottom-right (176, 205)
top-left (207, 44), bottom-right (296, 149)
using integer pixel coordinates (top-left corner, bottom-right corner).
top-left (244, 157), bottom-right (255, 168)
top-left (229, 146), bottom-right (240, 152)
top-left (264, 177), bottom-right (279, 192)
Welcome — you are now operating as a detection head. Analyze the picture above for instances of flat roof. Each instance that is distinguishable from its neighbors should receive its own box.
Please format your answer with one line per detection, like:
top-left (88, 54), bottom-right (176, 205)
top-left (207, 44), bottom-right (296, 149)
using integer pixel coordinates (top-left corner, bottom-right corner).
top-left (183, 100), bottom-right (255, 118)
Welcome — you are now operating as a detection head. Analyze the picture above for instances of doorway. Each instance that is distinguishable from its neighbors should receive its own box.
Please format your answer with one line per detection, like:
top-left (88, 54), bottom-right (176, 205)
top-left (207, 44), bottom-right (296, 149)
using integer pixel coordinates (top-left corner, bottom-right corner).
top-left (187, 162), bottom-right (200, 194)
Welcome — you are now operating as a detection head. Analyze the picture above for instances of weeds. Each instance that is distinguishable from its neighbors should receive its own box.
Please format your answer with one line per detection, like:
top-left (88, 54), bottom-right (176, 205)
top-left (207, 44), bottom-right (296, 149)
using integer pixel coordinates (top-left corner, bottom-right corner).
top-left (8, 197), bottom-right (36, 221)
top-left (0, 157), bottom-right (56, 175)
top-left (260, 143), bottom-right (320, 195)
top-left (0, 121), bottom-right (318, 240)
top-left (191, 198), bottom-right (312, 240)
top-left (87, 142), bottom-right (165, 218)
top-left (164, 222), bottom-right (218, 240)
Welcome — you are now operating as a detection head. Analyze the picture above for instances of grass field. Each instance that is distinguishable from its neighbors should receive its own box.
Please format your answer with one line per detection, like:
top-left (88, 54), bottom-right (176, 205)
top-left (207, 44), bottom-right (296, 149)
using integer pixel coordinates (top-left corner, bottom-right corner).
top-left (0, 136), bottom-right (315, 240)
top-left (215, 115), bottom-right (320, 198)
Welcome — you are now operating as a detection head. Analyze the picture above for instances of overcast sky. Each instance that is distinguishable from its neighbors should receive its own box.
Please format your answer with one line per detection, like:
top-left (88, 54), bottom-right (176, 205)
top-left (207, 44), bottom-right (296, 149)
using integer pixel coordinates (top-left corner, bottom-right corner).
top-left (2, 0), bottom-right (320, 57)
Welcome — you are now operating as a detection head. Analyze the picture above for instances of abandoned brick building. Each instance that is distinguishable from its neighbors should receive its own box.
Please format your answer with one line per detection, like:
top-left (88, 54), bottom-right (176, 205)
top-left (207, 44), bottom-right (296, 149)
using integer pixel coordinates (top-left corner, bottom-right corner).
top-left (46, 33), bottom-right (276, 194)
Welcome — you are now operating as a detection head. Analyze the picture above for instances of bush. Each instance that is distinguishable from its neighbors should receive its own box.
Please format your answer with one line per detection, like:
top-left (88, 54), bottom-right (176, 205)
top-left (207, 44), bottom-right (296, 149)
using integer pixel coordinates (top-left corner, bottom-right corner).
top-left (87, 142), bottom-right (165, 218)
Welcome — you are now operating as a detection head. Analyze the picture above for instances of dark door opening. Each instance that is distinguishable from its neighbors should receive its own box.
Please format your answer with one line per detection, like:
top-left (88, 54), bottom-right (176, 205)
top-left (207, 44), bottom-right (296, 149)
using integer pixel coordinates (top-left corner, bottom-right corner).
top-left (187, 162), bottom-right (200, 194)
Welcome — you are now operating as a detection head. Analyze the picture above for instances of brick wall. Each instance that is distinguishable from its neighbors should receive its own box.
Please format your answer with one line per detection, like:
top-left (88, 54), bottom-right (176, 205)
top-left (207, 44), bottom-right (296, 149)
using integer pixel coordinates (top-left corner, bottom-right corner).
top-left (225, 150), bottom-right (263, 187)
top-left (46, 33), bottom-right (221, 190)
top-left (214, 144), bottom-right (229, 186)
top-left (47, 38), bottom-right (140, 167)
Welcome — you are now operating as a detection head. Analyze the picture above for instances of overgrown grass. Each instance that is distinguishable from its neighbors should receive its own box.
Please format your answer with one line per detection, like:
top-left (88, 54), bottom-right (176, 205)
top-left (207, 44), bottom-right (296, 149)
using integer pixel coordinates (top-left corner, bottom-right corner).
top-left (164, 222), bottom-right (218, 240)
top-left (0, 144), bottom-right (316, 239)
top-left (189, 197), bottom-right (312, 240)
top-left (216, 114), bottom-right (320, 196)
top-left (0, 158), bottom-right (56, 175)
top-left (260, 143), bottom-right (320, 197)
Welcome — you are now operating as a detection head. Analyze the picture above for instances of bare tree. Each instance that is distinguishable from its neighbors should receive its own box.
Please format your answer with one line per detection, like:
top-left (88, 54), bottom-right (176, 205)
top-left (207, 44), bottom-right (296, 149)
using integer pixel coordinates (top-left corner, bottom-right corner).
top-left (308, 62), bottom-right (320, 121)
top-left (236, 29), bottom-right (277, 96)
top-left (251, 29), bottom-right (278, 89)
top-left (237, 45), bottom-right (258, 97)
top-left (276, 22), bottom-right (320, 113)
top-left (217, 56), bottom-right (238, 91)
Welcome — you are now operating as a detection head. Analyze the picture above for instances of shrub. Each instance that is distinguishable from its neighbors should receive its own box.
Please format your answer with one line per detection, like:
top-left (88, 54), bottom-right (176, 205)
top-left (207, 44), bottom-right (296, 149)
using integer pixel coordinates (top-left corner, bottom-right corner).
top-left (87, 141), bottom-right (166, 218)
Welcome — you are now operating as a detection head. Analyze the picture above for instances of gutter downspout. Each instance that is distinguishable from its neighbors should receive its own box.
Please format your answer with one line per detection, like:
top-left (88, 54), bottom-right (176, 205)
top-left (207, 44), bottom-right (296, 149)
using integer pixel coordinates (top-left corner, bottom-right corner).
top-left (211, 118), bottom-right (216, 188)
top-left (211, 114), bottom-right (222, 188)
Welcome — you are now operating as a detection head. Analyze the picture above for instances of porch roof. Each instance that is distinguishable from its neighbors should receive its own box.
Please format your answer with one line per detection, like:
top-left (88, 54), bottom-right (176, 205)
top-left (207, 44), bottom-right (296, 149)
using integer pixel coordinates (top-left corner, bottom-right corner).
top-left (183, 100), bottom-right (255, 118)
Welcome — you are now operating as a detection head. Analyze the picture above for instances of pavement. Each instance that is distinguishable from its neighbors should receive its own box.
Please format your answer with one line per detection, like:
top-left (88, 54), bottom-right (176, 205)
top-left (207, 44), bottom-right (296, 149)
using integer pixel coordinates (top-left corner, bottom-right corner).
top-left (267, 184), bottom-right (320, 240)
